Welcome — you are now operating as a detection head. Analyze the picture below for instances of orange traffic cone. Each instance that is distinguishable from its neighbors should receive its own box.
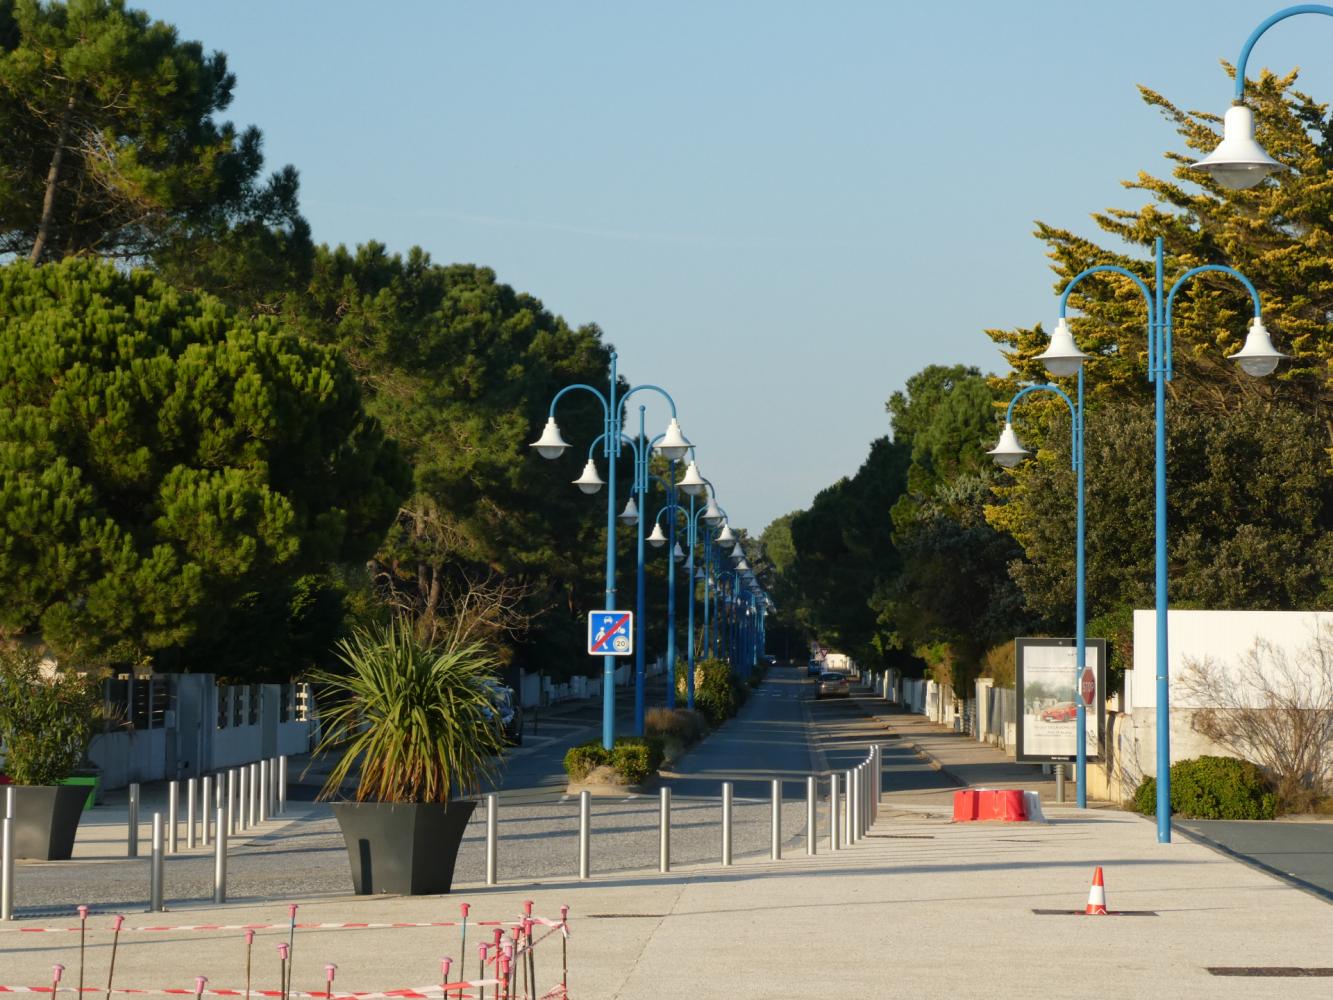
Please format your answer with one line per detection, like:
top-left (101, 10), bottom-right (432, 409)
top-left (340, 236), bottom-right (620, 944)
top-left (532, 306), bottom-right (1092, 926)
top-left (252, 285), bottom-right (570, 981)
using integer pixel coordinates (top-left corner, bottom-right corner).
top-left (1085, 866), bottom-right (1108, 915)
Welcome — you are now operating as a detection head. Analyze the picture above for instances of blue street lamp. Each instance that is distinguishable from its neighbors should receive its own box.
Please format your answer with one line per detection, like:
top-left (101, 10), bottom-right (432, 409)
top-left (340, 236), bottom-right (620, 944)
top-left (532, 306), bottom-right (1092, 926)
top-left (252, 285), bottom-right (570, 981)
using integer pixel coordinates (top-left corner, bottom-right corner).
top-left (1191, 5), bottom-right (1332, 190)
top-left (648, 458), bottom-right (709, 710)
top-left (990, 375), bottom-right (1088, 807)
top-left (531, 352), bottom-right (692, 750)
top-left (1035, 237), bottom-right (1282, 842)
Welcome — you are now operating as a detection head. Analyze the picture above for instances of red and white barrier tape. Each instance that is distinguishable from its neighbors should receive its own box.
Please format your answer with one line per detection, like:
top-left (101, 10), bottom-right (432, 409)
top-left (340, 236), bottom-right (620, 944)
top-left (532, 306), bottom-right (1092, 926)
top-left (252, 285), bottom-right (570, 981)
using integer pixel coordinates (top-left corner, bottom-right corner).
top-left (5, 919), bottom-right (566, 936)
top-left (0, 986), bottom-right (501, 998)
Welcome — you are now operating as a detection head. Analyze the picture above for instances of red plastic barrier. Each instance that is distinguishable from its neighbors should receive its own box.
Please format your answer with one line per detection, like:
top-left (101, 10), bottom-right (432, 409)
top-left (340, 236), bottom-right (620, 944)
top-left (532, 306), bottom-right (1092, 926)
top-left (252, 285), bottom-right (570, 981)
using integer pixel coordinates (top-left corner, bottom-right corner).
top-left (952, 789), bottom-right (1027, 822)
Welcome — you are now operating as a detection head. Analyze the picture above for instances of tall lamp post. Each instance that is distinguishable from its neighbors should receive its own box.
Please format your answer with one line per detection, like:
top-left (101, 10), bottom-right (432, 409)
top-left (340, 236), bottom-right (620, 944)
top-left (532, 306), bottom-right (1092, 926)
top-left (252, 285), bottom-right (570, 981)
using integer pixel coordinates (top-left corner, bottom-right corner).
top-left (531, 352), bottom-right (693, 750)
top-left (647, 459), bottom-right (708, 709)
top-left (988, 375), bottom-right (1088, 807)
top-left (1190, 5), bottom-right (1330, 189)
top-left (1034, 237), bottom-right (1281, 842)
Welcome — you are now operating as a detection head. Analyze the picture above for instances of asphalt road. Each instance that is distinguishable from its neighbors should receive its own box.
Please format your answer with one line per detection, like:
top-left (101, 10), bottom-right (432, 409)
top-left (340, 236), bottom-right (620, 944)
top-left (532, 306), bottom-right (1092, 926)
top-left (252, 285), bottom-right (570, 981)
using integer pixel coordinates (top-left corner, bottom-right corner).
top-left (1176, 818), bottom-right (1333, 900)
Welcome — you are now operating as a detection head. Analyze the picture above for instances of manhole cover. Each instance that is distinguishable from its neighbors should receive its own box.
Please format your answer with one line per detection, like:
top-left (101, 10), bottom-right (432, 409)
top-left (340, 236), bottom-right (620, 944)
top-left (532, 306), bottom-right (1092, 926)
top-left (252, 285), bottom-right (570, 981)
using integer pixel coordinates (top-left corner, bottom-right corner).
top-left (1031, 909), bottom-right (1158, 917)
top-left (1207, 968), bottom-right (1333, 978)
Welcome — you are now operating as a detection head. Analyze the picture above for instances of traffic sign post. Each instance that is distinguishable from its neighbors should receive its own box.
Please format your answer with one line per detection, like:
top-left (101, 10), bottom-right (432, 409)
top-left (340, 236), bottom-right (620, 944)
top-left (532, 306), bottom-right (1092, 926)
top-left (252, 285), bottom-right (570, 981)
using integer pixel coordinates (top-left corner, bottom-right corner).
top-left (588, 611), bottom-right (634, 657)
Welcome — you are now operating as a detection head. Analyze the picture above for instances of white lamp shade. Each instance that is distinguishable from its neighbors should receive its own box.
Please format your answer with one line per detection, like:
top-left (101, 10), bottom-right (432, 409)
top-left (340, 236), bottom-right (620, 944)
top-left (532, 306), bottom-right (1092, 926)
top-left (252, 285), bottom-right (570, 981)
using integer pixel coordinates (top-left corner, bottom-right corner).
top-left (572, 459), bottom-right (604, 494)
top-left (672, 542), bottom-right (685, 562)
top-left (656, 418), bottom-right (691, 462)
top-left (648, 522), bottom-right (668, 547)
top-left (987, 421), bottom-right (1030, 469)
top-left (729, 545), bottom-right (744, 563)
top-left (715, 522), bottom-right (736, 548)
top-left (1190, 105), bottom-right (1284, 191)
top-left (1037, 318), bottom-right (1088, 378)
top-left (736, 558), bottom-right (750, 572)
top-left (1228, 318), bottom-right (1284, 377)
top-left (619, 496), bottom-right (639, 525)
top-left (702, 497), bottom-right (723, 524)
top-left (695, 567), bottom-right (706, 580)
top-left (677, 460), bottom-right (706, 496)
top-left (530, 417), bottom-right (570, 459)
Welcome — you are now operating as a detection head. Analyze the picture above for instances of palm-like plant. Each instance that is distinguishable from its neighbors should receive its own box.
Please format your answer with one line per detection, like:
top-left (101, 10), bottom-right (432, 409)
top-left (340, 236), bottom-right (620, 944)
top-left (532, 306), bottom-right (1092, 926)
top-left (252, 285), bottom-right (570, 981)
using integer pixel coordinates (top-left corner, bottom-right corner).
top-left (310, 619), bottom-right (505, 804)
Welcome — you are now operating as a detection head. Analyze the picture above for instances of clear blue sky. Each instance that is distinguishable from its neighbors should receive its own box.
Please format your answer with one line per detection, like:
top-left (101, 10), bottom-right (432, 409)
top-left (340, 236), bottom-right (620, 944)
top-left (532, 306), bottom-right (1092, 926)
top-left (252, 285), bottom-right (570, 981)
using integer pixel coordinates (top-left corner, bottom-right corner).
top-left (148, 1), bottom-right (1333, 533)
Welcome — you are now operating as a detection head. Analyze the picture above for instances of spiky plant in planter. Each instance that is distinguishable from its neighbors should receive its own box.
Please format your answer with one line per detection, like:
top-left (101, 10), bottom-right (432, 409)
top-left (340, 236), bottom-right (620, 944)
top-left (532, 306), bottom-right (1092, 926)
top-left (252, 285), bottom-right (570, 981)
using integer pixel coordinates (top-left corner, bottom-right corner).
top-left (310, 619), bottom-right (507, 894)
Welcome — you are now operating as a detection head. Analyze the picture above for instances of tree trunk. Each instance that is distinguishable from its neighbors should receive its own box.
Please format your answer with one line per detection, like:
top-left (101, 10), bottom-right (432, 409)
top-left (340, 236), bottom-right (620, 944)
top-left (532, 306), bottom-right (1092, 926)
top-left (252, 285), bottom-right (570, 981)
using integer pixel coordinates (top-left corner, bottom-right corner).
top-left (29, 90), bottom-right (77, 264)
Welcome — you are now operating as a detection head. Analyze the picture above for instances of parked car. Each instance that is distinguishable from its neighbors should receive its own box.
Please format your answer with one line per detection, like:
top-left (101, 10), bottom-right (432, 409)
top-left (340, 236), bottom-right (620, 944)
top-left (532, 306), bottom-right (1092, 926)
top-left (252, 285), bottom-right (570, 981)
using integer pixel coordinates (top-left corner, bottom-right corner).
top-left (815, 671), bottom-right (849, 699)
top-left (482, 680), bottom-right (524, 746)
top-left (1039, 702), bottom-right (1078, 723)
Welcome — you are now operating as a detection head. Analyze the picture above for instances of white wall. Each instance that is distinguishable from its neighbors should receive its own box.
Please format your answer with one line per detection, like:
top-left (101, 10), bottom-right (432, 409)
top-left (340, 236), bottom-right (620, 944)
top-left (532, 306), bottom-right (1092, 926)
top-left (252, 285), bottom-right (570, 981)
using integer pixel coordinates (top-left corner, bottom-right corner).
top-left (1131, 609), bottom-right (1333, 708)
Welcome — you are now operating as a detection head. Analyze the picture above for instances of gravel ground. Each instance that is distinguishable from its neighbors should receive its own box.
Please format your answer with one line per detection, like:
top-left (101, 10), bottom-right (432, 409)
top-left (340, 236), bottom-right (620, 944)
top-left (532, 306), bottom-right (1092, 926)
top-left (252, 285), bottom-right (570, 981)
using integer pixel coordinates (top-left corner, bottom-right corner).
top-left (8, 792), bottom-right (819, 915)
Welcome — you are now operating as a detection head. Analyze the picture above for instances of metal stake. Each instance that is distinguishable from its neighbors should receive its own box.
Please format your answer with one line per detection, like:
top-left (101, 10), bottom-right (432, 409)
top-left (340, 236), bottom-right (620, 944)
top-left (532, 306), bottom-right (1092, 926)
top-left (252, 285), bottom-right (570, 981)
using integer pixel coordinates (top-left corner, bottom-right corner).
top-left (149, 813), bottom-right (164, 912)
top-left (578, 790), bottom-right (591, 880)
top-left (770, 778), bottom-right (781, 860)
top-left (1056, 763), bottom-right (1066, 804)
top-left (278, 757), bottom-right (287, 814)
top-left (806, 775), bottom-right (817, 855)
top-left (213, 808), bottom-right (227, 904)
top-left (226, 771), bottom-right (237, 836)
top-left (249, 763), bottom-right (260, 827)
top-left (127, 783), bottom-right (139, 858)
top-left (845, 769), bottom-right (855, 845)
top-left (167, 781), bottom-right (179, 854)
top-left (186, 778), bottom-right (197, 850)
top-left (721, 781), bottom-right (733, 866)
top-left (237, 767), bottom-right (248, 831)
top-left (1, 806), bottom-right (14, 920)
top-left (485, 793), bottom-right (498, 886)
top-left (829, 773), bottom-right (840, 852)
top-left (658, 786), bottom-right (671, 873)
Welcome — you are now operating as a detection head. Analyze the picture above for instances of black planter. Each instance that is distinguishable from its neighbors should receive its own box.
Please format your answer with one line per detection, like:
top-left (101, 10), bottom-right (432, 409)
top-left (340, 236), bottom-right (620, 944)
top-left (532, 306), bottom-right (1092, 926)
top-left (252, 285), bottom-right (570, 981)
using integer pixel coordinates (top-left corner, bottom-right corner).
top-left (9, 784), bottom-right (88, 860)
top-left (330, 799), bottom-right (477, 895)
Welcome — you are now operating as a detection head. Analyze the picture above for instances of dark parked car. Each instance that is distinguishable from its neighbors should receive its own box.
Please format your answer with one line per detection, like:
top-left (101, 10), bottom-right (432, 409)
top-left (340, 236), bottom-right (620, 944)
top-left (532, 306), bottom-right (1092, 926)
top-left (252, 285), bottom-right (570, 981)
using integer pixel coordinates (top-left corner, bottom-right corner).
top-left (482, 680), bottom-right (524, 746)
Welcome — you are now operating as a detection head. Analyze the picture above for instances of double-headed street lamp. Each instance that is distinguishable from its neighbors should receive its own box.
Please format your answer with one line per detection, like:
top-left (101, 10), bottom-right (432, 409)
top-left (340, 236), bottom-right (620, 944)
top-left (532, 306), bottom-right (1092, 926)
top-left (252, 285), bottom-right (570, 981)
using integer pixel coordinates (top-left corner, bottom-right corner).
top-left (1191, 5), bottom-right (1332, 190)
top-left (989, 374), bottom-right (1088, 807)
top-left (1028, 237), bottom-right (1281, 842)
top-left (531, 351), bottom-right (693, 750)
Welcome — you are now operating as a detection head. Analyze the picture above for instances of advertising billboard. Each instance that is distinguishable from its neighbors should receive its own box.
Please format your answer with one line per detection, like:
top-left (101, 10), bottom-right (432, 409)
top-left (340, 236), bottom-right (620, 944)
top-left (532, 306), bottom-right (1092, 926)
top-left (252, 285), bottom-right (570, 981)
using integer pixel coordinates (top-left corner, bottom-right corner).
top-left (1015, 637), bottom-right (1107, 763)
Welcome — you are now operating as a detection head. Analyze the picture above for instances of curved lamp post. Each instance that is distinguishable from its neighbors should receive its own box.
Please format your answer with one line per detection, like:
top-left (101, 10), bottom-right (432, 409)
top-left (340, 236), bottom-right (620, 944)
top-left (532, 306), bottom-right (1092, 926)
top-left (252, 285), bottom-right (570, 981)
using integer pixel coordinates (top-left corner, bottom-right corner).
top-left (648, 458), bottom-right (709, 710)
top-left (1037, 237), bottom-right (1281, 842)
top-left (531, 352), bottom-right (691, 750)
top-left (1192, 5), bottom-right (1332, 189)
top-left (989, 375), bottom-right (1088, 807)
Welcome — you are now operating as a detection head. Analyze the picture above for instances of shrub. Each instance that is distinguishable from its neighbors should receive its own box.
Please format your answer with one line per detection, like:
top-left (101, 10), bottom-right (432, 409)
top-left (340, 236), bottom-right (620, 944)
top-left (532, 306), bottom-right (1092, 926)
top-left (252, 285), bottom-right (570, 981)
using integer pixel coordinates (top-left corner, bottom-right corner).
top-left (563, 742), bottom-right (609, 782)
top-left (695, 659), bottom-right (741, 725)
top-left (1131, 756), bottom-right (1277, 820)
top-left (0, 646), bottom-right (101, 786)
top-left (645, 707), bottom-right (706, 745)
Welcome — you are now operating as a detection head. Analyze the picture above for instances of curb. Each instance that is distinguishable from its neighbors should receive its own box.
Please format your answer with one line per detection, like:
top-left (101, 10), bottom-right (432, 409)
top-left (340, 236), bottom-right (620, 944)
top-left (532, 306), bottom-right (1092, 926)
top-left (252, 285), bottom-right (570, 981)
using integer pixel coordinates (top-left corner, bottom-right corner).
top-left (1171, 820), bottom-right (1333, 905)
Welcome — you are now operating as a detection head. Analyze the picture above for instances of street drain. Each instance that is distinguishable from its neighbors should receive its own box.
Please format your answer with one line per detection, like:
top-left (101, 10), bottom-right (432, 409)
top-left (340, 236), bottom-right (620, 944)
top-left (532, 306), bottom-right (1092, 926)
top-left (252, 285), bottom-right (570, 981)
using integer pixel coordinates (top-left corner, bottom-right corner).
top-left (865, 834), bottom-right (936, 840)
top-left (1031, 909), bottom-right (1158, 917)
top-left (586, 914), bottom-right (665, 919)
top-left (1207, 968), bottom-right (1333, 978)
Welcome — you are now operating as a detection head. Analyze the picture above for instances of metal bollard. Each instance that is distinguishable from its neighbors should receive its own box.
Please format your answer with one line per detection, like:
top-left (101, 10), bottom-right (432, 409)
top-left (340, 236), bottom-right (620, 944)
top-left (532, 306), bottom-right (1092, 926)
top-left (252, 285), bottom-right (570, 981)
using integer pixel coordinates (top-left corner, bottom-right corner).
top-left (259, 760), bottom-right (269, 823)
top-left (721, 781), bottom-right (733, 866)
top-left (127, 783), bottom-right (140, 858)
top-left (237, 767), bottom-right (248, 831)
top-left (1055, 763), bottom-right (1066, 803)
top-left (212, 807), bottom-right (227, 904)
top-left (201, 776), bottom-right (212, 847)
top-left (1, 788), bottom-right (14, 921)
top-left (658, 787), bottom-right (671, 873)
top-left (485, 793), bottom-right (498, 885)
top-left (149, 813), bottom-right (164, 912)
top-left (846, 768), bottom-right (856, 844)
top-left (829, 773), bottom-right (840, 852)
top-left (770, 778), bottom-right (781, 861)
top-left (578, 790), bottom-right (591, 880)
top-left (186, 778), bottom-right (197, 850)
top-left (248, 763), bottom-right (259, 827)
top-left (278, 757), bottom-right (288, 814)
top-left (167, 780), bottom-right (179, 854)
top-left (227, 770), bottom-right (237, 835)
top-left (806, 775), bottom-right (817, 856)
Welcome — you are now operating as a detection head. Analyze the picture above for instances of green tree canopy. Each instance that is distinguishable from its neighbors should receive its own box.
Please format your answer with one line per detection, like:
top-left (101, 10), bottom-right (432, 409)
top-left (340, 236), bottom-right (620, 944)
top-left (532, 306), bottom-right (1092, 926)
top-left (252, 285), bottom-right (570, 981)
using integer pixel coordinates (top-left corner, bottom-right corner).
top-left (0, 258), bottom-right (409, 675)
top-left (0, 0), bottom-right (308, 279)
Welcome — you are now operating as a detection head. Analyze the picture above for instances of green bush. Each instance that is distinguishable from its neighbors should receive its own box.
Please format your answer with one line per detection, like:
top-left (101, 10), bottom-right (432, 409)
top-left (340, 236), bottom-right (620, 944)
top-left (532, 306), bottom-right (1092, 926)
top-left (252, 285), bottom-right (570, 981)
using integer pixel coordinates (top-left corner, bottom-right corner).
top-left (1131, 756), bottom-right (1277, 820)
top-left (564, 737), bottom-right (664, 784)
top-left (563, 742), bottom-right (609, 782)
top-left (0, 646), bottom-right (100, 786)
top-left (645, 707), bottom-right (706, 745)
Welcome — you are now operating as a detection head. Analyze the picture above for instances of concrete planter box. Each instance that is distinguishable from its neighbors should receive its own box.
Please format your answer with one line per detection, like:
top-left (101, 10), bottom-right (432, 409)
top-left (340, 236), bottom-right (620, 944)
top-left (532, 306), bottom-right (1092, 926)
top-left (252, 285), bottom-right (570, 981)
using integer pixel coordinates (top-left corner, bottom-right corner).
top-left (330, 800), bottom-right (476, 895)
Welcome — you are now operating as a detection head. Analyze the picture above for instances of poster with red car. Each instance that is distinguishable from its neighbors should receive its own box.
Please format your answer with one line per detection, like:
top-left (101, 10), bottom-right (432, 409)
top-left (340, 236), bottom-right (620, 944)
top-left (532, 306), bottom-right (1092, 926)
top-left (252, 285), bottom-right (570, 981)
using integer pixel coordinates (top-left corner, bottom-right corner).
top-left (1015, 637), bottom-right (1107, 763)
